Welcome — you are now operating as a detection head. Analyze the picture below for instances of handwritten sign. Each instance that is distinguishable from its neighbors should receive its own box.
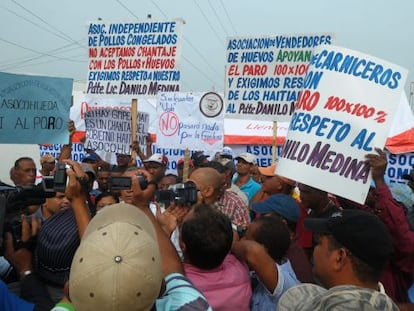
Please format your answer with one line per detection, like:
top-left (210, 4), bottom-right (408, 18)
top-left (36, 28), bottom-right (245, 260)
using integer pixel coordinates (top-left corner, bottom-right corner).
top-left (225, 34), bottom-right (334, 122)
top-left (84, 108), bottom-right (149, 155)
top-left (86, 20), bottom-right (183, 96)
top-left (276, 45), bottom-right (408, 203)
top-left (156, 92), bottom-right (225, 150)
top-left (0, 72), bottom-right (72, 144)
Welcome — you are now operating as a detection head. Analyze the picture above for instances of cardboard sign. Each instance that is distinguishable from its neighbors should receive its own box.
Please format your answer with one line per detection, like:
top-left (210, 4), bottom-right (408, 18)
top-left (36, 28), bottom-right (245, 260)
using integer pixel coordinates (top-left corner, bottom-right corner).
top-left (86, 20), bottom-right (183, 96)
top-left (156, 92), bottom-right (225, 151)
top-left (84, 108), bottom-right (149, 156)
top-left (0, 72), bottom-right (72, 144)
top-left (225, 33), bottom-right (333, 121)
top-left (276, 44), bottom-right (408, 203)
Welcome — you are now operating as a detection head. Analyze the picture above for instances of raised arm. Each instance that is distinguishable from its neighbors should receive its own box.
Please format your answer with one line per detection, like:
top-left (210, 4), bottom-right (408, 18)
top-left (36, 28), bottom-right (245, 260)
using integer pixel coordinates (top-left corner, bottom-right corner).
top-left (63, 160), bottom-right (91, 238)
top-left (232, 239), bottom-right (279, 293)
top-left (129, 170), bottom-right (183, 276)
top-left (366, 149), bottom-right (414, 271)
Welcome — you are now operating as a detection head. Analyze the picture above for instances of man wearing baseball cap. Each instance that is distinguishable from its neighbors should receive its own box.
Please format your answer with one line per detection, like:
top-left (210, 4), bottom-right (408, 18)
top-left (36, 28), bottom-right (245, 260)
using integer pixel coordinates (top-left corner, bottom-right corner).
top-left (50, 169), bottom-right (212, 311)
top-left (143, 153), bottom-right (168, 183)
top-left (278, 209), bottom-right (398, 310)
top-left (256, 164), bottom-right (313, 259)
top-left (233, 152), bottom-right (261, 204)
top-left (251, 194), bottom-right (313, 283)
top-left (191, 151), bottom-right (209, 169)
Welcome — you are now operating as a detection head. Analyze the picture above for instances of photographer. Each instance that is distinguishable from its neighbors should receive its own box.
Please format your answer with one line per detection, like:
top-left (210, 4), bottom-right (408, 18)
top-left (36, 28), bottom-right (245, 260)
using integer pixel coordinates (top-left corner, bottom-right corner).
top-left (2, 216), bottom-right (54, 311)
top-left (118, 166), bottom-right (159, 205)
top-left (46, 175), bottom-right (211, 311)
top-left (33, 160), bottom-right (91, 302)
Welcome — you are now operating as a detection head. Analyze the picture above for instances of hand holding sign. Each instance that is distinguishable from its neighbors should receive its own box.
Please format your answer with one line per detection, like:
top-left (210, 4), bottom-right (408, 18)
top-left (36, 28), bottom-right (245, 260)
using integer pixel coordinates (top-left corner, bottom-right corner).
top-left (276, 44), bottom-right (407, 203)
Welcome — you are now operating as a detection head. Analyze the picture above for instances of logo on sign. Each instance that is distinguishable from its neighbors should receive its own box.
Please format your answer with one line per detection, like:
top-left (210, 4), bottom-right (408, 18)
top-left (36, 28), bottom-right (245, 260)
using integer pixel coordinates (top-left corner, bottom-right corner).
top-left (159, 111), bottom-right (179, 136)
top-left (199, 92), bottom-right (224, 118)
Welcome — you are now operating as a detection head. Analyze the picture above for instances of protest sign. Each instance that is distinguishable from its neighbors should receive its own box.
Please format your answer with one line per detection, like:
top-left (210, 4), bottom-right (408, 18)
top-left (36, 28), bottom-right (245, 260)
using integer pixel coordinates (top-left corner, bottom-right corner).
top-left (387, 152), bottom-right (414, 183)
top-left (70, 94), bottom-right (155, 131)
top-left (156, 92), bottom-right (225, 151)
top-left (84, 108), bottom-right (149, 156)
top-left (276, 44), bottom-right (408, 203)
top-left (86, 20), bottom-right (183, 96)
top-left (225, 33), bottom-right (333, 122)
top-left (0, 72), bottom-right (72, 144)
top-left (35, 141), bottom-right (412, 186)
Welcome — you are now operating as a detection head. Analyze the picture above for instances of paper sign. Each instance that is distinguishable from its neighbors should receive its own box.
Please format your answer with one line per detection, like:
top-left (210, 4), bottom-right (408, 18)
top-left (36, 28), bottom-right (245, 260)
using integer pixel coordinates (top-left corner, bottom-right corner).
top-left (84, 108), bottom-right (149, 155)
top-left (276, 44), bottom-right (408, 203)
top-left (225, 33), bottom-right (333, 121)
top-left (156, 92), bottom-right (225, 150)
top-left (86, 20), bottom-right (183, 96)
top-left (0, 72), bottom-right (72, 144)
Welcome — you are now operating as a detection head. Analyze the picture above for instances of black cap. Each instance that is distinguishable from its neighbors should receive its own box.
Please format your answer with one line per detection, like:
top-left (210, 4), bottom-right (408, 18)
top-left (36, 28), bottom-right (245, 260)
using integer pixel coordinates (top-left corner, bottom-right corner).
top-left (304, 209), bottom-right (392, 270)
top-left (191, 151), bottom-right (209, 167)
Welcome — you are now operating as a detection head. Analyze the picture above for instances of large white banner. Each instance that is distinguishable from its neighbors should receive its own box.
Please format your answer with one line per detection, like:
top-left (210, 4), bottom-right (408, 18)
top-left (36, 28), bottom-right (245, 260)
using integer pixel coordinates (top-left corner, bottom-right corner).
top-left (276, 44), bottom-right (408, 203)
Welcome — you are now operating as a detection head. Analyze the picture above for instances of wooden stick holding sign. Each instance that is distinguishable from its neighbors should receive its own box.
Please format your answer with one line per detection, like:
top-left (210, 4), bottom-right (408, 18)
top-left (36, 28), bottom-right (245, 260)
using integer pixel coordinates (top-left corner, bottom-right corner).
top-left (272, 120), bottom-right (277, 165)
top-left (130, 99), bottom-right (138, 166)
top-left (182, 148), bottom-right (191, 183)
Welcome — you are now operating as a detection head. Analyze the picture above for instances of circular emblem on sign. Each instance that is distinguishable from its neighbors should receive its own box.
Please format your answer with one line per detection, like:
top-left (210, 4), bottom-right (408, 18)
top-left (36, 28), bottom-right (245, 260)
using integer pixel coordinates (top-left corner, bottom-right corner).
top-left (199, 92), bottom-right (223, 118)
top-left (159, 111), bottom-right (179, 136)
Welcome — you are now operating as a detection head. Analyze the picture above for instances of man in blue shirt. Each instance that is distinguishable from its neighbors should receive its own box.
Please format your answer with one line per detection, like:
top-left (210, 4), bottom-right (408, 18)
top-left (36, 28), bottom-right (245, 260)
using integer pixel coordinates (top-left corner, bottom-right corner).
top-left (232, 152), bottom-right (261, 203)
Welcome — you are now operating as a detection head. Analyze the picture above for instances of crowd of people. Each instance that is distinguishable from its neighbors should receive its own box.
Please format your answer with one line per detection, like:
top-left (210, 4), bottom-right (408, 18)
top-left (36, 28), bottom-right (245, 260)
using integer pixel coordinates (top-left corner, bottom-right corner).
top-left (1, 131), bottom-right (414, 311)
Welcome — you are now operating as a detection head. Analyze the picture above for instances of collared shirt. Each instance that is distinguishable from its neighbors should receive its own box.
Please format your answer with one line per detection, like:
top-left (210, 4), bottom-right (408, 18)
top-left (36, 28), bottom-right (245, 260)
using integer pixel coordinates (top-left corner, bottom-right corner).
top-left (51, 273), bottom-right (212, 311)
top-left (278, 283), bottom-right (399, 311)
top-left (250, 260), bottom-right (300, 311)
top-left (156, 273), bottom-right (212, 310)
top-left (35, 208), bottom-right (80, 287)
top-left (216, 191), bottom-right (250, 227)
top-left (227, 184), bottom-right (249, 206)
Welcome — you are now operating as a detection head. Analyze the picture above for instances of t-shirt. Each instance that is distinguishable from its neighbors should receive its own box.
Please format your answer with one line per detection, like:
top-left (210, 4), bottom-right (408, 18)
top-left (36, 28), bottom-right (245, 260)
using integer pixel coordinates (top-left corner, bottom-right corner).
top-left (0, 280), bottom-right (33, 311)
top-left (232, 175), bottom-right (261, 203)
top-left (250, 260), bottom-right (300, 311)
top-left (184, 254), bottom-right (252, 310)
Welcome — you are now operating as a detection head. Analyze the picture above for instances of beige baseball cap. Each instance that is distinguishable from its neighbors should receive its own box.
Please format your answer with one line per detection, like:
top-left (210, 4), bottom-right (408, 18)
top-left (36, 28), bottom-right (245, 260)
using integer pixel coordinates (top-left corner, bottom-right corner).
top-left (69, 203), bottom-right (163, 311)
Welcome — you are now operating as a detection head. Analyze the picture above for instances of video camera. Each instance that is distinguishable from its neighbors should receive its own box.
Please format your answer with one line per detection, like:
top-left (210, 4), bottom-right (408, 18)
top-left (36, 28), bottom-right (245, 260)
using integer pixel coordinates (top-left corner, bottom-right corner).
top-left (0, 183), bottom-right (56, 254)
top-left (0, 162), bottom-right (73, 253)
top-left (155, 181), bottom-right (198, 206)
top-left (42, 163), bottom-right (70, 193)
top-left (108, 173), bottom-right (148, 191)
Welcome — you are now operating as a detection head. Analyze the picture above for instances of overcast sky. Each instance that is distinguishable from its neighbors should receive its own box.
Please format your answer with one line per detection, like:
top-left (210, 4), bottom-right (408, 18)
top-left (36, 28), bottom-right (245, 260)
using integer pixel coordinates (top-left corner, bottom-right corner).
top-left (1, 0), bottom-right (413, 97)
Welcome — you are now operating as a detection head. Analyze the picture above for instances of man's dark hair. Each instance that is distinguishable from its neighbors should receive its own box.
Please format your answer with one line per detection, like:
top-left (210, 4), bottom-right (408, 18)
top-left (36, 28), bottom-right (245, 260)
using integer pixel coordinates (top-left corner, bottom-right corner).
top-left (165, 173), bottom-right (178, 181)
top-left (201, 161), bottom-right (226, 174)
top-left (181, 204), bottom-right (233, 269)
top-left (263, 212), bottom-right (296, 233)
top-left (14, 157), bottom-right (34, 169)
top-left (251, 216), bottom-right (290, 263)
top-left (326, 234), bottom-right (382, 283)
top-left (95, 192), bottom-right (120, 206)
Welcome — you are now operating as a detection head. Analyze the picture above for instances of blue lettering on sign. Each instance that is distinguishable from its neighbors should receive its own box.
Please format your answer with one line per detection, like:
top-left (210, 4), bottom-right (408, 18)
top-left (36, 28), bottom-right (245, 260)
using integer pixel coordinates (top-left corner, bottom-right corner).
top-left (310, 50), bottom-right (401, 90)
top-left (289, 112), bottom-right (350, 142)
